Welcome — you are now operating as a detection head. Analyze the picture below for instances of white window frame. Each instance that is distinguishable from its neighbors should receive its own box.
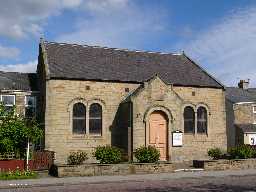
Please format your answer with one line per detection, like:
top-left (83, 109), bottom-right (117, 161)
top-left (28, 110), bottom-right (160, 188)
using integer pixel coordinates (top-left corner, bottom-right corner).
top-left (0, 95), bottom-right (15, 106)
top-left (253, 105), bottom-right (256, 114)
top-left (253, 105), bottom-right (256, 124)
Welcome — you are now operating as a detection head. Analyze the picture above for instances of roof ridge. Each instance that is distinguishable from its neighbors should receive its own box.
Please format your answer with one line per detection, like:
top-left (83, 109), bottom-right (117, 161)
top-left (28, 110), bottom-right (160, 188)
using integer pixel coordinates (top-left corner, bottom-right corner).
top-left (0, 71), bottom-right (35, 75)
top-left (44, 40), bottom-right (182, 56)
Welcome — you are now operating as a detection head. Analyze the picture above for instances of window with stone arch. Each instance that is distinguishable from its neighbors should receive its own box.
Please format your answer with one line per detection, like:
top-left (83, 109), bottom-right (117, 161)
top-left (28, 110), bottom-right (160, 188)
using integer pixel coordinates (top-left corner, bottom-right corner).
top-left (89, 103), bottom-right (102, 135)
top-left (184, 106), bottom-right (195, 133)
top-left (197, 106), bottom-right (208, 134)
top-left (72, 103), bottom-right (86, 134)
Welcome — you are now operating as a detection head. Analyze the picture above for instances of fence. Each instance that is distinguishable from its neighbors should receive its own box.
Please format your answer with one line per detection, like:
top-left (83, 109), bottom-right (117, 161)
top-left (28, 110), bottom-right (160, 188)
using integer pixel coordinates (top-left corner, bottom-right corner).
top-left (0, 150), bottom-right (55, 172)
top-left (32, 150), bottom-right (55, 170)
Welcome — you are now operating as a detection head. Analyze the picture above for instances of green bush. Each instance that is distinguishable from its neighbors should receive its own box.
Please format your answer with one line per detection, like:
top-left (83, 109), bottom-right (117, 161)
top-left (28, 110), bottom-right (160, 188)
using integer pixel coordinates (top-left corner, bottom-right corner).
top-left (228, 145), bottom-right (256, 159)
top-left (208, 148), bottom-right (223, 160)
top-left (134, 146), bottom-right (160, 163)
top-left (94, 146), bottom-right (122, 164)
top-left (67, 151), bottom-right (88, 165)
top-left (0, 104), bottom-right (43, 158)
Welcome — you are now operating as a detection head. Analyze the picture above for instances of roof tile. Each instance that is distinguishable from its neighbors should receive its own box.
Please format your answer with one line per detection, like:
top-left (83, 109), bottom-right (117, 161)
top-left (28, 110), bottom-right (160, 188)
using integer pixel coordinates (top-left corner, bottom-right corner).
top-left (43, 41), bottom-right (223, 88)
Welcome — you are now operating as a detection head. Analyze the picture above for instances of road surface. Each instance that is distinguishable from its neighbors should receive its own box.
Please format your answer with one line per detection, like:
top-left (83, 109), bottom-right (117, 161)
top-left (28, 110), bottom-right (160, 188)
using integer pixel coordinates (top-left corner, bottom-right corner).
top-left (1, 169), bottom-right (256, 191)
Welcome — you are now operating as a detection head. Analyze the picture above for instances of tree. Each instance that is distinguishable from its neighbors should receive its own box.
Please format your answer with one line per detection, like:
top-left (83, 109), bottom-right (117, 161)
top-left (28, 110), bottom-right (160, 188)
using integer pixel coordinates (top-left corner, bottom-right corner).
top-left (0, 104), bottom-right (43, 158)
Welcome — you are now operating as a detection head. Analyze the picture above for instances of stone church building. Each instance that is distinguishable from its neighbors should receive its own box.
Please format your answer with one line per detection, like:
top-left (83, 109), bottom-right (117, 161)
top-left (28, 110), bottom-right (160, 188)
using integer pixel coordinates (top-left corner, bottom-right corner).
top-left (35, 39), bottom-right (227, 163)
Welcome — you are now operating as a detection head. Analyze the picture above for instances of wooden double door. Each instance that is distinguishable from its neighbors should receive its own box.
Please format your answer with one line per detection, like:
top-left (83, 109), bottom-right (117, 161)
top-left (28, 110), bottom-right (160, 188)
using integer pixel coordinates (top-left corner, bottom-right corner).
top-left (148, 111), bottom-right (168, 161)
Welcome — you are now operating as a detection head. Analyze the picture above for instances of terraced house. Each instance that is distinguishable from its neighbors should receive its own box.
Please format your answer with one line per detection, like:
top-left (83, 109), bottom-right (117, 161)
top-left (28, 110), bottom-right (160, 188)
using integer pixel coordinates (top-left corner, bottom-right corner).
top-left (0, 71), bottom-right (37, 118)
top-left (226, 80), bottom-right (256, 148)
top-left (36, 39), bottom-right (227, 164)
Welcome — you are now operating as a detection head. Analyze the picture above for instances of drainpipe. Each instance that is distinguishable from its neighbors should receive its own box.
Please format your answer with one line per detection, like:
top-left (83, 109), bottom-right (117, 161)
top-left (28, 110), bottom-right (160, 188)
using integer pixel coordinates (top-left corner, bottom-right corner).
top-left (128, 101), bottom-right (133, 162)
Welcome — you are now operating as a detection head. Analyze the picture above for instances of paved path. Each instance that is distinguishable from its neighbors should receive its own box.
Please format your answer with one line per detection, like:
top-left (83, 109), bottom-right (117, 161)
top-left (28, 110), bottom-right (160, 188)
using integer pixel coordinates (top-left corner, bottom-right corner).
top-left (1, 169), bottom-right (256, 191)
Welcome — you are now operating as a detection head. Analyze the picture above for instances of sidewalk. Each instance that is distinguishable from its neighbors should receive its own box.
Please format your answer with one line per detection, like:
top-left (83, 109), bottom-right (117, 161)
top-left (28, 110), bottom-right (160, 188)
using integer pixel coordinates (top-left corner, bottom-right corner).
top-left (1, 169), bottom-right (256, 189)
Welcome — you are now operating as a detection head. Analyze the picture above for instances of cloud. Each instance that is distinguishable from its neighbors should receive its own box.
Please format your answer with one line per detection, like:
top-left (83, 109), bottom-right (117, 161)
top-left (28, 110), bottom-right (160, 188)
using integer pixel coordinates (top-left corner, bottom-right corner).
top-left (0, 0), bottom-right (131, 39)
top-left (180, 6), bottom-right (256, 87)
top-left (0, 45), bottom-right (20, 59)
top-left (0, 0), bottom-right (83, 39)
top-left (57, 1), bottom-right (167, 48)
top-left (83, 0), bottom-right (128, 12)
top-left (0, 60), bottom-right (37, 73)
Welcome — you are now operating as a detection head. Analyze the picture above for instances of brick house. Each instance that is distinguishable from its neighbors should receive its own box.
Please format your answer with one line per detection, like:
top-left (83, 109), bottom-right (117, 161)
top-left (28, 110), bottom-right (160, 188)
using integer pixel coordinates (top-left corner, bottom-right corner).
top-left (0, 71), bottom-right (37, 118)
top-left (36, 39), bottom-right (227, 164)
top-left (226, 80), bottom-right (256, 147)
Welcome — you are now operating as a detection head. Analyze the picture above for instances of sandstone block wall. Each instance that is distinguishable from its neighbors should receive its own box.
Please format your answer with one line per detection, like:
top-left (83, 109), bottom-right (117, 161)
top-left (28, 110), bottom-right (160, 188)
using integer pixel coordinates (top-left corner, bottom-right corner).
top-left (44, 79), bottom-right (227, 164)
top-left (44, 80), bottom-right (139, 164)
top-left (234, 104), bottom-right (255, 125)
top-left (131, 77), bottom-right (226, 162)
top-left (55, 163), bottom-right (174, 177)
top-left (194, 159), bottom-right (256, 171)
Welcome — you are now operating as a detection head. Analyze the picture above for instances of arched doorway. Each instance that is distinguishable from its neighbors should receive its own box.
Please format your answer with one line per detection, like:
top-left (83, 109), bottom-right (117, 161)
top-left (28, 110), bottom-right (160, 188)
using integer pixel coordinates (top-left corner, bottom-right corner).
top-left (148, 111), bottom-right (168, 161)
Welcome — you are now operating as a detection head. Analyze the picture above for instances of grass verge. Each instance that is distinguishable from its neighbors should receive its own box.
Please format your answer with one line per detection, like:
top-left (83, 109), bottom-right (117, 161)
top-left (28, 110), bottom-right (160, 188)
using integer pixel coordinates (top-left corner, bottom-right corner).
top-left (0, 170), bottom-right (38, 180)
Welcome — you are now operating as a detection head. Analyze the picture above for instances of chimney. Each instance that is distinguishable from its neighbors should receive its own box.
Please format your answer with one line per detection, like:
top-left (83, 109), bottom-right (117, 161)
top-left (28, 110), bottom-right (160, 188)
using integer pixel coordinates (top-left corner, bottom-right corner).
top-left (238, 79), bottom-right (250, 89)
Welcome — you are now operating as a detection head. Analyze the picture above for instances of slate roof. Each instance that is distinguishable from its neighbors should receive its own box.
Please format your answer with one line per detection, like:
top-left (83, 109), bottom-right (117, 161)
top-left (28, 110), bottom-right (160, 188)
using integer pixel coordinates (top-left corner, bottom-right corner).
top-left (42, 41), bottom-right (223, 88)
top-left (0, 71), bottom-right (37, 91)
top-left (225, 87), bottom-right (256, 103)
top-left (236, 124), bottom-right (256, 133)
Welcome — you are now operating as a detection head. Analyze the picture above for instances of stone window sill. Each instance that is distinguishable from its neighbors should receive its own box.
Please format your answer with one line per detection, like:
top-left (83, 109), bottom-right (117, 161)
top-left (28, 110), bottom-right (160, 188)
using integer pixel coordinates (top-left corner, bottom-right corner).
top-left (71, 135), bottom-right (103, 140)
top-left (184, 133), bottom-right (195, 136)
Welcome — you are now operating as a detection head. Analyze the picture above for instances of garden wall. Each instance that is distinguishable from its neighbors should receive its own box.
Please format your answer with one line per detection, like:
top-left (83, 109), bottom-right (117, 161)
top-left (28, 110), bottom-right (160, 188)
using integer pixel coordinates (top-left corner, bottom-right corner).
top-left (193, 159), bottom-right (256, 171)
top-left (52, 163), bottom-right (174, 177)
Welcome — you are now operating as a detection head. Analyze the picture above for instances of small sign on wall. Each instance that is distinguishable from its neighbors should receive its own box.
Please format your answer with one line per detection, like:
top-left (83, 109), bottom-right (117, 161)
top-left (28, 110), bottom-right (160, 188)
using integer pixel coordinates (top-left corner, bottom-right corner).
top-left (172, 131), bottom-right (183, 147)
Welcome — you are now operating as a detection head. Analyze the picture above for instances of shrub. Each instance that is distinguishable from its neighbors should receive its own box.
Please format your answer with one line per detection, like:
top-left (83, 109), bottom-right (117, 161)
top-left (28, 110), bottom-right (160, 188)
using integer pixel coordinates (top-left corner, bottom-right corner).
top-left (208, 148), bottom-right (223, 160)
top-left (134, 146), bottom-right (160, 163)
top-left (67, 151), bottom-right (88, 165)
top-left (0, 104), bottom-right (43, 158)
top-left (228, 145), bottom-right (256, 159)
top-left (94, 146), bottom-right (122, 164)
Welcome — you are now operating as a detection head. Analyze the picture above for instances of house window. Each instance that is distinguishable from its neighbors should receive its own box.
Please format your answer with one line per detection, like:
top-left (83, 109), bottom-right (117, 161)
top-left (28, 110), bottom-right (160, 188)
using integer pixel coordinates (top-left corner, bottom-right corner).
top-left (253, 106), bottom-right (256, 124)
top-left (25, 96), bottom-right (36, 118)
top-left (73, 103), bottom-right (86, 134)
top-left (253, 106), bottom-right (256, 113)
top-left (184, 106), bottom-right (195, 133)
top-left (1, 95), bottom-right (15, 112)
top-left (89, 103), bottom-right (102, 135)
top-left (197, 107), bottom-right (208, 134)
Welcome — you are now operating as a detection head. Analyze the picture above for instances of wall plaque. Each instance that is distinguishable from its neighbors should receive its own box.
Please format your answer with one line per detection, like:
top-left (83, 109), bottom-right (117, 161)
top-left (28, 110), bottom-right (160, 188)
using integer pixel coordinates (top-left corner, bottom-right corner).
top-left (172, 131), bottom-right (183, 147)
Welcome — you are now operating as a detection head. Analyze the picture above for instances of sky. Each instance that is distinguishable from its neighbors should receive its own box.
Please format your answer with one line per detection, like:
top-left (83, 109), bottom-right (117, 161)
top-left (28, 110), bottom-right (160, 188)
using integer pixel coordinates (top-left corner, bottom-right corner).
top-left (0, 0), bottom-right (256, 87)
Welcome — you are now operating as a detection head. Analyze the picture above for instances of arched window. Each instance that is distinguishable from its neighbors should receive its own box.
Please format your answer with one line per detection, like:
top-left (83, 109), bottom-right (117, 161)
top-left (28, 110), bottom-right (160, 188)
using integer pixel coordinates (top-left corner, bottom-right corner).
top-left (184, 106), bottom-right (195, 133)
top-left (89, 103), bottom-right (102, 135)
top-left (73, 103), bottom-right (86, 134)
top-left (197, 107), bottom-right (208, 134)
